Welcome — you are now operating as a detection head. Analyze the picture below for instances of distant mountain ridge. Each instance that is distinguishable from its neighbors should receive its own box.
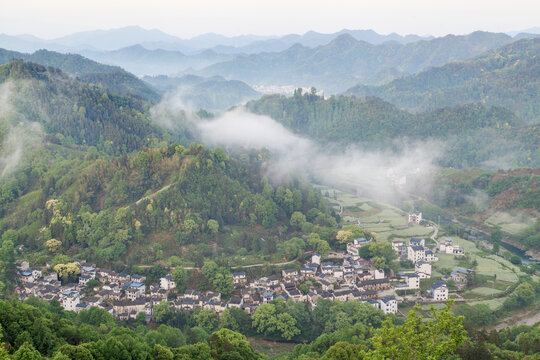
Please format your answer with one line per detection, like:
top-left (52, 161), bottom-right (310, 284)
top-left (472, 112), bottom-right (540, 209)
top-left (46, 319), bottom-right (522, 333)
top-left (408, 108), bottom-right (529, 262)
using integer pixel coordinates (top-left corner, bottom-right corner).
top-left (0, 26), bottom-right (434, 54)
top-left (81, 45), bottom-right (235, 75)
top-left (198, 31), bottom-right (514, 93)
top-left (346, 37), bottom-right (540, 124)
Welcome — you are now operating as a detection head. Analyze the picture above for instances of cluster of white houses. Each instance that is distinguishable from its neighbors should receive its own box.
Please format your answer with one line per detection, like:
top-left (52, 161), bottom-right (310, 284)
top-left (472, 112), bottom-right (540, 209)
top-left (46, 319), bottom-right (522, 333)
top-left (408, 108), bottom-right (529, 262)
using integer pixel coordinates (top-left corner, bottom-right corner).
top-left (391, 236), bottom-right (467, 299)
top-left (16, 235), bottom-right (468, 320)
top-left (16, 248), bottom-right (402, 320)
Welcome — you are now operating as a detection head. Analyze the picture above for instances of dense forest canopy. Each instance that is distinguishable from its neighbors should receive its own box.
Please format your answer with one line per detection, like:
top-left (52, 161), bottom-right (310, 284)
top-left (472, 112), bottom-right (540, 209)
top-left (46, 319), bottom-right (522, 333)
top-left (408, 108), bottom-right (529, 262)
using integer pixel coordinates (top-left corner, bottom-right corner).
top-left (0, 48), bottom-right (160, 101)
top-left (245, 91), bottom-right (539, 169)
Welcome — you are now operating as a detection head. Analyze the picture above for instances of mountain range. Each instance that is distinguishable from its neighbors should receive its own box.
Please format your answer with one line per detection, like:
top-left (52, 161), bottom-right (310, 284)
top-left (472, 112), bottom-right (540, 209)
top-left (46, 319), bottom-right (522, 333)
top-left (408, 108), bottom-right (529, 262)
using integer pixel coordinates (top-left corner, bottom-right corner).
top-left (346, 37), bottom-right (540, 124)
top-left (198, 31), bottom-right (515, 93)
top-left (0, 26), bottom-right (434, 54)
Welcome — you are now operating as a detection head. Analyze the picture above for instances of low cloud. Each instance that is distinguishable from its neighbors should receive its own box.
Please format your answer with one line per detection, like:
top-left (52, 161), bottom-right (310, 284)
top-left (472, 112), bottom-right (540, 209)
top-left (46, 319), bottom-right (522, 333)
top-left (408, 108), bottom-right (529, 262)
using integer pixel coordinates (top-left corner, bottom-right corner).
top-left (0, 81), bottom-right (43, 177)
top-left (156, 104), bottom-right (440, 202)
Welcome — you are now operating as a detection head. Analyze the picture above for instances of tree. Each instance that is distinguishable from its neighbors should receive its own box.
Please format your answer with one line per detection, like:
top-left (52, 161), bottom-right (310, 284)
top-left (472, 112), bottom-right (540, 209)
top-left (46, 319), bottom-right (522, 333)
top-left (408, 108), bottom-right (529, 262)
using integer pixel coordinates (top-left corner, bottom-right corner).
top-left (371, 256), bottom-right (386, 270)
top-left (369, 303), bottom-right (467, 360)
top-left (171, 267), bottom-right (188, 293)
top-left (184, 219), bottom-right (199, 234)
top-left (152, 301), bottom-right (172, 323)
top-left (513, 283), bottom-right (535, 307)
top-left (276, 313), bottom-right (301, 340)
top-left (13, 342), bottom-right (42, 360)
top-left (153, 344), bottom-right (173, 360)
top-left (202, 261), bottom-right (219, 281)
top-left (316, 239), bottom-right (331, 257)
top-left (46, 239), bottom-right (62, 254)
top-left (207, 219), bottom-right (219, 237)
top-left (194, 309), bottom-right (218, 333)
top-left (209, 329), bottom-right (262, 360)
top-left (308, 232), bottom-right (321, 247)
top-left (212, 272), bottom-right (234, 295)
top-left (322, 342), bottom-right (367, 360)
top-left (491, 229), bottom-right (502, 243)
top-left (252, 303), bottom-right (277, 335)
top-left (53, 262), bottom-right (81, 284)
top-left (290, 211), bottom-right (307, 229)
top-left (336, 230), bottom-right (354, 244)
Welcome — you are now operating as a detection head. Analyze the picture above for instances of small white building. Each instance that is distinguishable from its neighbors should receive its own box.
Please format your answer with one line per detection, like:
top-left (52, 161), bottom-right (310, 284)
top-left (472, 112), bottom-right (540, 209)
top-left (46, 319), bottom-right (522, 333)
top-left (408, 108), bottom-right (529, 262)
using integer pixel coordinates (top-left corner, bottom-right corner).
top-left (408, 212), bottom-right (422, 225)
top-left (62, 291), bottom-right (80, 311)
top-left (311, 252), bottom-right (321, 265)
top-left (431, 282), bottom-right (448, 301)
top-left (282, 268), bottom-right (298, 279)
top-left (374, 269), bottom-right (385, 280)
top-left (346, 238), bottom-right (371, 257)
top-left (380, 297), bottom-right (398, 314)
top-left (160, 275), bottom-right (176, 290)
top-left (415, 261), bottom-right (432, 279)
top-left (232, 271), bottom-right (247, 285)
top-left (408, 246), bottom-right (425, 263)
top-left (409, 238), bottom-right (425, 247)
top-left (425, 250), bottom-right (438, 262)
top-left (407, 273), bottom-right (420, 289)
top-left (30, 268), bottom-right (43, 280)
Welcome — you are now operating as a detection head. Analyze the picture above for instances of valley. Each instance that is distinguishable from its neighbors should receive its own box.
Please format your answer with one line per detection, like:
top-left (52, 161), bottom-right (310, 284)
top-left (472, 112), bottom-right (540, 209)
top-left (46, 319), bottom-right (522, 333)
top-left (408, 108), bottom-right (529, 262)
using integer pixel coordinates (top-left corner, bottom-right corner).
top-left (0, 11), bottom-right (538, 360)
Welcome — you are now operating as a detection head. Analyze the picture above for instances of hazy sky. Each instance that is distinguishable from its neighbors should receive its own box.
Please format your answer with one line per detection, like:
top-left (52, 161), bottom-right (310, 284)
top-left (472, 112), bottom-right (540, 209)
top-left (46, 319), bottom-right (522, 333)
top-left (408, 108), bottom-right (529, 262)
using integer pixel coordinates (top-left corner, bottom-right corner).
top-left (1, 0), bottom-right (538, 39)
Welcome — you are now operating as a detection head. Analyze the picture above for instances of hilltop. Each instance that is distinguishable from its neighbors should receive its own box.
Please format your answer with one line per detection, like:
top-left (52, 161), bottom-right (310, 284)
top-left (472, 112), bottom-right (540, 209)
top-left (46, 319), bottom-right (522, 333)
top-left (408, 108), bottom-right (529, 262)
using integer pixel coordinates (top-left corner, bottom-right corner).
top-left (245, 92), bottom-right (538, 169)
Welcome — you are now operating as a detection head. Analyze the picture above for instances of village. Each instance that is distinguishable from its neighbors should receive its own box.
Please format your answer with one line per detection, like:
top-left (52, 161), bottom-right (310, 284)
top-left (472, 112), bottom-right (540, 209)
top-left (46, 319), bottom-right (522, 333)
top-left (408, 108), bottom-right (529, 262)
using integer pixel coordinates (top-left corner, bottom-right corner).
top-left (15, 213), bottom-right (472, 322)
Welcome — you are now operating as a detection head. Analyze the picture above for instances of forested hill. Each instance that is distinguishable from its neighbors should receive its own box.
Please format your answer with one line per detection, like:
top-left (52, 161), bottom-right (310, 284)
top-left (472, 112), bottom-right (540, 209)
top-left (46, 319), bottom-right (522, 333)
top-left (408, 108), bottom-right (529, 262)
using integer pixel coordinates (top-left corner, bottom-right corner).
top-left (0, 60), bottom-right (163, 154)
top-left (0, 142), bottom-right (335, 267)
top-left (0, 48), bottom-right (160, 101)
top-left (245, 93), bottom-right (522, 140)
top-left (143, 74), bottom-right (260, 112)
top-left (245, 92), bottom-right (540, 168)
top-left (199, 31), bottom-right (513, 93)
top-left (346, 37), bottom-right (540, 124)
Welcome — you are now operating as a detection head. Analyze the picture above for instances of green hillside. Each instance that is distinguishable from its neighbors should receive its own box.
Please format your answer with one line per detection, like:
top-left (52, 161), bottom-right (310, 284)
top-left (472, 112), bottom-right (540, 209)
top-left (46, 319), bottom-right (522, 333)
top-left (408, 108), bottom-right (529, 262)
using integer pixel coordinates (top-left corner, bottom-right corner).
top-left (0, 48), bottom-right (160, 101)
top-left (143, 74), bottom-right (260, 112)
top-left (245, 92), bottom-right (539, 168)
top-left (0, 60), bottom-right (163, 154)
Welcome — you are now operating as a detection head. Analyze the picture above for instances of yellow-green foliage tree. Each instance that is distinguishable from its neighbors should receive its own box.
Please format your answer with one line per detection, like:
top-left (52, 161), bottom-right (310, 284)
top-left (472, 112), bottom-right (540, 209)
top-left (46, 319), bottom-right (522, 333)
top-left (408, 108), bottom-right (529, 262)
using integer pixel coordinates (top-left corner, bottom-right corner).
top-left (53, 262), bottom-right (81, 284)
top-left (46, 239), bottom-right (62, 254)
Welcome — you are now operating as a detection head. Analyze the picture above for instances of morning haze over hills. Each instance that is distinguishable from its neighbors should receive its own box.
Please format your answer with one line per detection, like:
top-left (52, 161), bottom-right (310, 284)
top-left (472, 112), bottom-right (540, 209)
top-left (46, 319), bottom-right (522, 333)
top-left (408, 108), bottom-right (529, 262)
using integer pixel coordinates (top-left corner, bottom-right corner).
top-left (0, 14), bottom-right (540, 360)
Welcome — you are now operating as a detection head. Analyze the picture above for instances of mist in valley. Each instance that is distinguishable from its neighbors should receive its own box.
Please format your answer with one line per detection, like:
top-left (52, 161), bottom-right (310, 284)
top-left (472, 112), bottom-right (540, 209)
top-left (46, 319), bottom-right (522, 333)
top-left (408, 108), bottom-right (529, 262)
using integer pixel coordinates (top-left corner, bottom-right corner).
top-left (0, 81), bottom-right (43, 177)
top-left (151, 93), bottom-right (442, 204)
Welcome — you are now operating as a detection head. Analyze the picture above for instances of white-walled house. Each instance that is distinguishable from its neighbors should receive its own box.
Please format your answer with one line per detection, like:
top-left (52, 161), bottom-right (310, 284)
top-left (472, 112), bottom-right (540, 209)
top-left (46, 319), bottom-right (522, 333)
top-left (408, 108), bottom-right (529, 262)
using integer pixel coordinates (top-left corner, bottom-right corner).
top-left (408, 212), bottom-right (422, 224)
top-left (425, 250), bottom-right (438, 262)
top-left (380, 297), bottom-right (398, 314)
top-left (374, 269), bottom-right (385, 280)
top-left (160, 275), bottom-right (176, 290)
top-left (232, 271), bottom-right (247, 285)
top-left (409, 238), bottom-right (425, 247)
top-left (415, 261), bottom-right (432, 278)
top-left (408, 246), bottom-right (425, 262)
top-left (62, 291), bottom-right (80, 311)
top-left (311, 253), bottom-right (321, 265)
top-left (407, 273), bottom-right (420, 289)
top-left (431, 282), bottom-right (448, 301)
